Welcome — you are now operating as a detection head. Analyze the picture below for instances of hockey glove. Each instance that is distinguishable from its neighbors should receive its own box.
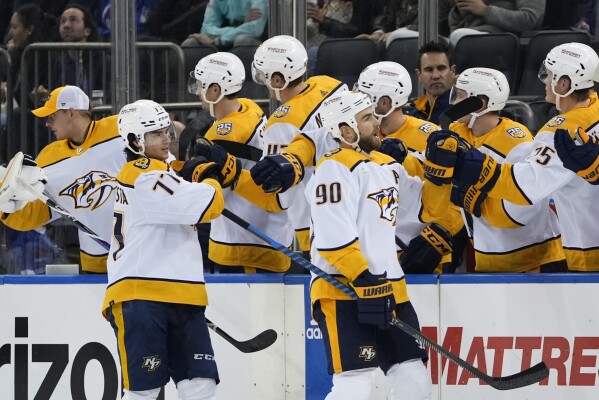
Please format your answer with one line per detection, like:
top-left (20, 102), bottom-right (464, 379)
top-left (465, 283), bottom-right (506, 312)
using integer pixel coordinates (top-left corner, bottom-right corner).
top-left (0, 153), bottom-right (46, 213)
top-left (400, 223), bottom-right (453, 274)
top-left (379, 138), bottom-right (408, 164)
top-left (554, 128), bottom-right (599, 184)
top-left (423, 130), bottom-right (469, 185)
top-left (250, 152), bottom-right (305, 193)
top-left (453, 147), bottom-right (501, 192)
top-left (171, 157), bottom-right (223, 184)
top-left (193, 137), bottom-right (242, 188)
top-left (450, 184), bottom-right (487, 217)
top-left (350, 271), bottom-right (396, 329)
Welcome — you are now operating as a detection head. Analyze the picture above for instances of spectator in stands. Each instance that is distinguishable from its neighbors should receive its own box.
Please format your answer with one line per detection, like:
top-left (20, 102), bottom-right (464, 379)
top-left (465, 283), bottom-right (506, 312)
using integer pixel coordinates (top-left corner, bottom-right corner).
top-left (407, 41), bottom-right (456, 125)
top-left (306, 0), bottom-right (384, 76)
top-left (356, 0), bottom-right (453, 45)
top-left (448, 0), bottom-right (546, 46)
top-left (97, 0), bottom-right (161, 41)
top-left (2, 3), bottom-right (54, 155)
top-left (181, 0), bottom-right (268, 49)
top-left (544, 0), bottom-right (596, 35)
top-left (145, 0), bottom-right (210, 44)
top-left (38, 4), bottom-right (110, 106)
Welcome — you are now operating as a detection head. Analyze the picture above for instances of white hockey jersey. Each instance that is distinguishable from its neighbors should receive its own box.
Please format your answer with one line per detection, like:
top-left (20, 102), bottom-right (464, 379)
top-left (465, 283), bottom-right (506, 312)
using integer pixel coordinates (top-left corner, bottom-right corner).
top-left (307, 148), bottom-right (450, 304)
top-left (1, 116), bottom-right (125, 273)
top-left (204, 98), bottom-right (293, 271)
top-left (262, 75), bottom-right (346, 251)
top-left (450, 118), bottom-right (564, 272)
top-left (486, 94), bottom-right (599, 271)
top-left (102, 158), bottom-right (224, 314)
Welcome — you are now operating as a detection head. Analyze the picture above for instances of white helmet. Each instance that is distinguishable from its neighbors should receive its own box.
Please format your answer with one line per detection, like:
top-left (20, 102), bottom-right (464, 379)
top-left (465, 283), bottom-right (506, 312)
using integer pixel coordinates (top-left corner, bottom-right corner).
top-left (355, 61), bottom-right (412, 118)
top-left (452, 68), bottom-right (509, 112)
top-left (190, 52), bottom-right (245, 116)
top-left (320, 91), bottom-right (373, 153)
top-left (539, 42), bottom-right (599, 109)
top-left (252, 35), bottom-right (307, 100)
top-left (118, 99), bottom-right (172, 155)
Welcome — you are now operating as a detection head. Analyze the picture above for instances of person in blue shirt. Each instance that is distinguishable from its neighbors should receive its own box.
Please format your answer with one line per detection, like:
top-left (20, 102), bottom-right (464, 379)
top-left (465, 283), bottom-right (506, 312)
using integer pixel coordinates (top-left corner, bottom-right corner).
top-left (181, 0), bottom-right (268, 49)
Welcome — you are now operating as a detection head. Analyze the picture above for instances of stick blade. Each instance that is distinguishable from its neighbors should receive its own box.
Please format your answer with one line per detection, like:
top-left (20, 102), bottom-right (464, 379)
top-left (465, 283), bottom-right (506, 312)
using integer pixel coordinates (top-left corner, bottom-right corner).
top-left (236, 329), bottom-right (278, 353)
top-left (487, 361), bottom-right (549, 390)
top-left (439, 97), bottom-right (484, 129)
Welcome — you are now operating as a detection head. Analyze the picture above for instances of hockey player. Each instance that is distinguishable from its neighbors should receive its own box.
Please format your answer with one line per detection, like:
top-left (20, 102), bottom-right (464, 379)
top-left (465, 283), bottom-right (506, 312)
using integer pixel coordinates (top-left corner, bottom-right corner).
top-left (424, 42), bottom-right (599, 272)
top-left (103, 100), bottom-right (223, 400)
top-left (0, 85), bottom-right (124, 273)
top-left (308, 91), bottom-right (451, 400)
top-left (250, 34), bottom-right (346, 255)
top-left (355, 61), bottom-right (463, 273)
top-left (189, 52), bottom-right (292, 273)
top-left (251, 61), bottom-right (458, 273)
top-left (447, 67), bottom-right (565, 272)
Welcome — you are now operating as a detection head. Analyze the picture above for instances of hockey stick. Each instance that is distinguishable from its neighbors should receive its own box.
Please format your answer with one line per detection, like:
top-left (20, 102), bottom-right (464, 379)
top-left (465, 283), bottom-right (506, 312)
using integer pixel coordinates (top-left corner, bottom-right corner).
top-left (438, 96), bottom-right (483, 130)
top-left (206, 319), bottom-right (278, 353)
top-left (222, 208), bottom-right (549, 390)
top-left (18, 179), bottom-right (277, 353)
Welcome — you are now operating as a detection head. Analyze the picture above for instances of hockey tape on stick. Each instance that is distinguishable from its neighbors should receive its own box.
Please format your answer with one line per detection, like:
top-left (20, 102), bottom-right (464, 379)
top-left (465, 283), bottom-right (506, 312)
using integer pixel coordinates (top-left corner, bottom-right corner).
top-left (222, 208), bottom-right (549, 390)
top-left (206, 319), bottom-right (277, 353)
top-left (439, 96), bottom-right (484, 130)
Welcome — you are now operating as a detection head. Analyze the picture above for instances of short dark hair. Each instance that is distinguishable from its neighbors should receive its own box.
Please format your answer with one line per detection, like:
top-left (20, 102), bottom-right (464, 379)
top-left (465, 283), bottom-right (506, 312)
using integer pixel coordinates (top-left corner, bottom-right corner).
top-left (272, 72), bottom-right (303, 88)
top-left (62, 3), bottom-right (100, 42)
top-left (418, 40), bottom-right (453, 69)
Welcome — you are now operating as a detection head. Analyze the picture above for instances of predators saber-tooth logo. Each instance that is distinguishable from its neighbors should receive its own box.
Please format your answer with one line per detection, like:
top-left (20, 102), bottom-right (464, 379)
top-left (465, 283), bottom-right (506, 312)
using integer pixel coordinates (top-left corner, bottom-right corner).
top-left (367, 187), bottom-right (399, 225)
top-left (359, 346), bottom-right (376, 361)
top-left (142, 356), bottom-right (162, 371)
top-left (59, 171), bottom-right (117, 210)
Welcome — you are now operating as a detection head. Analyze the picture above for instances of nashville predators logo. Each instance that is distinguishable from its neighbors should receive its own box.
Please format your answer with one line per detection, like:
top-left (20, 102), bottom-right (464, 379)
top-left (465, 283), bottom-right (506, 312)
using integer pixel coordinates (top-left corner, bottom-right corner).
top-left (367, 187), bottom-right (399, 225)
top-left (216, 122), bottom-right (233, 136)
top-left (142, 356), bottom-right (161, 371)
top-left (546, 116), bottom-right (565, 128)
top-left (358, 346), bottom-right (376, 361)
top-left (59, 171), bottom-right (117, 210)
top-left (272, 105), bottom-right (290, 118)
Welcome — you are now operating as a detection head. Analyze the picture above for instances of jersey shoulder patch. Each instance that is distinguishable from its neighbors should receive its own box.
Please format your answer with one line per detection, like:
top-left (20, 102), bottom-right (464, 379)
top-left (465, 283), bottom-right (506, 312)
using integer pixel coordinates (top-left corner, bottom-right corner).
top-left (117, 158), bottom-right (168, 186)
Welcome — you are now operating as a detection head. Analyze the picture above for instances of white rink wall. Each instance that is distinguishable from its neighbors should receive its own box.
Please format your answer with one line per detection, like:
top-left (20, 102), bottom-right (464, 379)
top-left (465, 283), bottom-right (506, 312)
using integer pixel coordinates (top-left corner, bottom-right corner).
top-left (0, 274), bottom-right (598, 399)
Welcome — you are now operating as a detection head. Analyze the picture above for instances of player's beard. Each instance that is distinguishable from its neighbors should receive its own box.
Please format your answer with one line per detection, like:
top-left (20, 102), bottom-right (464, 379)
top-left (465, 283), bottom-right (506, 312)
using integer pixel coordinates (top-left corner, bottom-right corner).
top-left (358, 131), bottom-right (380, 154)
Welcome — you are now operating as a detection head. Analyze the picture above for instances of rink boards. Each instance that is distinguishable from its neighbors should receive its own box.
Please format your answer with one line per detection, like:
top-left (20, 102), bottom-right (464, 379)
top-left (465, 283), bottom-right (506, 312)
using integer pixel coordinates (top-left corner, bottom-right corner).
top-left (0, 274), bottom-right (598, 399)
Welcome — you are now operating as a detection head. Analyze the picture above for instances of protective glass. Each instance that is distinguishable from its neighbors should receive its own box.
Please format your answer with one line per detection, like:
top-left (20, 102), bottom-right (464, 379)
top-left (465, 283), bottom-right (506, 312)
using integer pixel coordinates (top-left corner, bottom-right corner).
top-left (251, 63), bottom-right (267, 85)
top-left (449, 87), bottom-right (469, 105)
top-left (187, 72), bottom-right (200, 95)
top-left (144, 123), bottom-right (176, 145)
top-left (538, 63), bottom-right (549, 84)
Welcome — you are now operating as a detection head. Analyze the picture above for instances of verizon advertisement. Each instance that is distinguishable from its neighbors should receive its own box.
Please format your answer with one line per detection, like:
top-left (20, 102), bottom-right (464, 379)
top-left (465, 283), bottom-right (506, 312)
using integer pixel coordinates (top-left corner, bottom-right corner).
top-left (0, 274), bottom-right (597, 399)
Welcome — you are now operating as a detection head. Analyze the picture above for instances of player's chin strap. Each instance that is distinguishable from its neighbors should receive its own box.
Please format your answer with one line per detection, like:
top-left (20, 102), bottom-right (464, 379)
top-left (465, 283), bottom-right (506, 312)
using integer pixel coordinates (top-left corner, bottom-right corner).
top-left (221, 208), bottom-right (549, 391)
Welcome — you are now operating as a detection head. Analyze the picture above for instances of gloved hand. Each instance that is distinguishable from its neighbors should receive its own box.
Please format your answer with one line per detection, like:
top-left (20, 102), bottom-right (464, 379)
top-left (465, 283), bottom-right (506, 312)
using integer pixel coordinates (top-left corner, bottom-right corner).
top-left (171, 157), bottom-right (222, 184)
top-left (193, 137), bottom-right (242, 188)
top-left (0, 153), bottom-right (46, 213)
top-left (350, 271), bottom-right (396, 329)
top-left (423, 130), bottom-right (468, 185)
top-left (250, 152), bottom-right (304, 193)
top-left (554, 128), bottom-right (599, 184)
top-left (450, 184), bottom-right (487, 217)
top-left (379, 138), bottom-right (408, 164)
top-left (400, 223), bottom-right (453, 274)
top-left (453, 147), bottom-right (501, 192)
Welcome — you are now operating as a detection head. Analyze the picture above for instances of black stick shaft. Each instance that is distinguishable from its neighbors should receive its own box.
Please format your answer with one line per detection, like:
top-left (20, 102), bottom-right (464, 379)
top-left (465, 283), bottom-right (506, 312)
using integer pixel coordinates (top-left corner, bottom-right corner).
top-left (221, 208), bottom-right (548, 390)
